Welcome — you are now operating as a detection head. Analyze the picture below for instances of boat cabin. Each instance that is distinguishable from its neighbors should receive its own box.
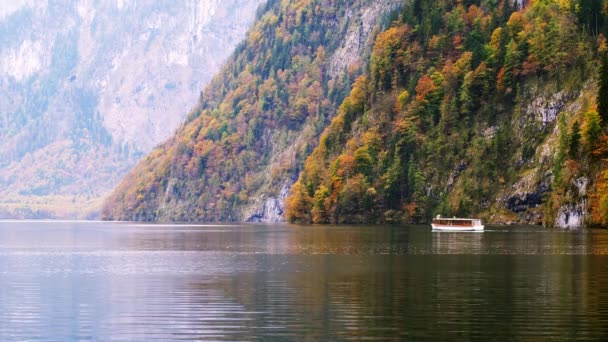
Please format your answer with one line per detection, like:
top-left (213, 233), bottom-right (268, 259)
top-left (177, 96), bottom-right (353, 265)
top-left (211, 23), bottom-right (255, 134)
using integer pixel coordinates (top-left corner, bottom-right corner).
top-left (431, 218), bottom-right (482, 227)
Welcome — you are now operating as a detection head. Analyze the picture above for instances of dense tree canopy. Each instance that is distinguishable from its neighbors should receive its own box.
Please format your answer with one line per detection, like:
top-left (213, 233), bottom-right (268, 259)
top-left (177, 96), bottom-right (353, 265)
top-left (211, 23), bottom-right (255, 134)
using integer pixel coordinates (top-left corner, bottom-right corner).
top-left (287, 0), bottom-right (605, 225)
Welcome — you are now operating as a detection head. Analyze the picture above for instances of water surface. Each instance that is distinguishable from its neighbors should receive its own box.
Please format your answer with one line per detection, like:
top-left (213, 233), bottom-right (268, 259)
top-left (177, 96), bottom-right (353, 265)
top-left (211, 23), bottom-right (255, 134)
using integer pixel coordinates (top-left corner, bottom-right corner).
top-left (0, 221), bottom-right (607, 340)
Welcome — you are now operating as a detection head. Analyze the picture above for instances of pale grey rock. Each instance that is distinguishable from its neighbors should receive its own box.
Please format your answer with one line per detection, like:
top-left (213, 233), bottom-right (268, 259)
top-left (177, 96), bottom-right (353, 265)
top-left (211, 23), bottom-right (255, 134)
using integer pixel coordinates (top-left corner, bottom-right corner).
top-left (481, 126), bottom-right (497, 140)
top-left (246, 182), bottom-right (292, 223)
top-left (505, 169), bottom-right (551, 214)
top-left (574, 176), bottom-right (588, 196)
top-left (510, 0), bottom-right (527, 8)
top-left (555, 177), bottom-right (588, 229)
top-left (328, 0), bottom-right (402, 78)
top-left (556, 203), bottom-right (585, 229)
top-left (526, 91), bottom-right (568, 127)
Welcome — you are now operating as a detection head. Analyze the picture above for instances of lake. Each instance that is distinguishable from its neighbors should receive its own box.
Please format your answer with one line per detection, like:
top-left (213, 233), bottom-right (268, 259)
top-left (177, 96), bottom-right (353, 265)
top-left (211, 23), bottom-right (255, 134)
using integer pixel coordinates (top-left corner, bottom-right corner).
top-left (0, 221), bottom-right (607, 341)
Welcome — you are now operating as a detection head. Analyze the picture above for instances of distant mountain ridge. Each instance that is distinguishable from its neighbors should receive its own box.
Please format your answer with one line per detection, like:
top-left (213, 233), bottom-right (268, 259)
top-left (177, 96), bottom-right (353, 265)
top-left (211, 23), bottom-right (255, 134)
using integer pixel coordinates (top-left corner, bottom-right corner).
top-left (0, 0), bottom-right (264, 218)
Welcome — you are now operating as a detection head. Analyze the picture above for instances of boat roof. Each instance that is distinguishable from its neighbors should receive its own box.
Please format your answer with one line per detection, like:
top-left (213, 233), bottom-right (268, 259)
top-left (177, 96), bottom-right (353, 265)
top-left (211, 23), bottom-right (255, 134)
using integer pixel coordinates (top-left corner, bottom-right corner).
top-left (433, 217), bottom-right (481, 221)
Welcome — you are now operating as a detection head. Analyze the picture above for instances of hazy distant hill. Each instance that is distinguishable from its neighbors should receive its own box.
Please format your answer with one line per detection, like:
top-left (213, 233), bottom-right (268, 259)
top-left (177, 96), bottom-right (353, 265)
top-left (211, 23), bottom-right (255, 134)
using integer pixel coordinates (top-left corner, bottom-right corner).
top-left (0, 0), bottom-right (264, 218)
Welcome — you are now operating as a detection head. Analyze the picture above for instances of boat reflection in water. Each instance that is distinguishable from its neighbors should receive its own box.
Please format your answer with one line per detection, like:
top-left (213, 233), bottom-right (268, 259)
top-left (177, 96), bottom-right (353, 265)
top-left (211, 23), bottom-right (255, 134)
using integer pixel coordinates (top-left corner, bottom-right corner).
top-left (430, 226), bottom-right (485, 255)
top-left (431, 215), bottom-right (484, 231)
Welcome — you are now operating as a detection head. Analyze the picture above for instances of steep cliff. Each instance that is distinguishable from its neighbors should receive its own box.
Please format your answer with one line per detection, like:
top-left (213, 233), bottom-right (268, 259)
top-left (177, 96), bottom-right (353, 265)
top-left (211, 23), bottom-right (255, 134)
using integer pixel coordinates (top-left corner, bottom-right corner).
top-left (102, 0), bottom-right (401, 222)
top-left (0, 0), bottom-right (264, 218)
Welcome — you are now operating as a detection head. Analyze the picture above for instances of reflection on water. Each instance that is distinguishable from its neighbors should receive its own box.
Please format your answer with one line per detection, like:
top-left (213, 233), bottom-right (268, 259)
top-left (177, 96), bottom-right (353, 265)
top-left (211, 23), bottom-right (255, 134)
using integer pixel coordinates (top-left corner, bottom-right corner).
top-left (0, 222), bottom-right (608, 340)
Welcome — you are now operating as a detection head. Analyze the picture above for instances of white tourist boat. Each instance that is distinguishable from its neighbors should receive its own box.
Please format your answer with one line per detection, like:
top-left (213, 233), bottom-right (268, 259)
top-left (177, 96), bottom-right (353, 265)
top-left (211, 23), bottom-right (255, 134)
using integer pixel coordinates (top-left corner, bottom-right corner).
top-left (431, 215), bottom-right (484, 231)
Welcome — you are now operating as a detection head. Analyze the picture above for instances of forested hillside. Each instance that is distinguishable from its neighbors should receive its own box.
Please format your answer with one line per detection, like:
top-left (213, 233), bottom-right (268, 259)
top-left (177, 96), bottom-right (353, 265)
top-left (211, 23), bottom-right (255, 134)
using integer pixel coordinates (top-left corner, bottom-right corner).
top-left (105, 0), bottom-right (608, 227)
top-left (102, 0), bottom-right (401, 221)
top-left (287, 0), bottom-right (608, 227)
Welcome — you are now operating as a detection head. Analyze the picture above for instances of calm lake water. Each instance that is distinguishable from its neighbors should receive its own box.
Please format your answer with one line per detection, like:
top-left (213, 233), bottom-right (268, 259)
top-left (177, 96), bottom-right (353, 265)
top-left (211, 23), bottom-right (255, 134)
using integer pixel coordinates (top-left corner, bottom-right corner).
top-left (0, 222), bottom-right (608, 341)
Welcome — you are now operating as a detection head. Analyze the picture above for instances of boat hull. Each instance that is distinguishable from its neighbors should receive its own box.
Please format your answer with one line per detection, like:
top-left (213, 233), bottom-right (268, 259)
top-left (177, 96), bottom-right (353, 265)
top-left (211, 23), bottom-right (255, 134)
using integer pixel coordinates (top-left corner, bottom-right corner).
top-left (431, 224), bottom-right (484, 231)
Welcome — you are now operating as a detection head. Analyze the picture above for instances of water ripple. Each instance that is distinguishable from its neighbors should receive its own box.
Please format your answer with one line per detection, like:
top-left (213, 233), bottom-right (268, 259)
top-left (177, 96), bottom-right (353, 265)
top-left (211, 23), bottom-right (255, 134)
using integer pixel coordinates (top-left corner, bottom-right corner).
top-left (0, 222), bottom-right (607, 340)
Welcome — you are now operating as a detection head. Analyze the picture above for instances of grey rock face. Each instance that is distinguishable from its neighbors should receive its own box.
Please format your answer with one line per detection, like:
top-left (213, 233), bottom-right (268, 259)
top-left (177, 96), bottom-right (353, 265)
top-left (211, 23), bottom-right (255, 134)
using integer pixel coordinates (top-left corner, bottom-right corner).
top-left (446, 161), bottom-right (468, 191)
top-left (328, 0), bottom-right (402, 78)
top-left (506, 170), bottom-right (551, 213)
top-left (556, 203), bottom-right (585, 229)
top-left (506, 186), bottom-right (547, 213)
top-left (555, 177), bottom-right (588, 229)
top-left (526, 91), bottom-right (569, 127)
top-left (246, 182), bottom-right (291, 223)
top-left (573, 176), bottom-right (589, 196)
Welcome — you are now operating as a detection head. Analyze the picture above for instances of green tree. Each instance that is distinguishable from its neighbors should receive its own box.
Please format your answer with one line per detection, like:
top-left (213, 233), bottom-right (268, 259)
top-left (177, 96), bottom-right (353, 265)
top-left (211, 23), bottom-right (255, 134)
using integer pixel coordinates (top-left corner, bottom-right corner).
top-left (598, 54), bottom-right (608, 123)
top-left (464, 23), bottom-right (485, 68)
top-left (354, 146), bottom-right (373, 178)
top-left (502, 39), bottom-right (520, 93)
top-left (285, 182), bottom-right (312, 223)
top-left (583, 109), bottom-right (602, 152)
top-left (575, 0), bottom-right (604, 36)
top-left (312, 185), bottom-right (330, 223)
top-left (569, 121), bottom-right (582, 159)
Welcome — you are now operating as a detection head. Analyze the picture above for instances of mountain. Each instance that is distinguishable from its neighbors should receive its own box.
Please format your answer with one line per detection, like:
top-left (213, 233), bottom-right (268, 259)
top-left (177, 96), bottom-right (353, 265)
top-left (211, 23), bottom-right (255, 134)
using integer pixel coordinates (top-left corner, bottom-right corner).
top-left (286, 0), bottom-right (608, 228)
top-left (102, 0), bottom-right (402, 222)
top-left (0, 0), bottom-right (264, 219)
top-left (105, 0), bottom-right (608, 228)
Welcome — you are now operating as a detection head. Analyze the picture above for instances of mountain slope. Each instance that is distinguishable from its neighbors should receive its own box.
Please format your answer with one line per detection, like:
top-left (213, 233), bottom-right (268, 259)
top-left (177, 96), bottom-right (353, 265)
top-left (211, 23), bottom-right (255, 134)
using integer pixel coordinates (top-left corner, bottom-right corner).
top-left (106, 0), bottom-right (608, 227)
top-left (102, 0), bottom-right (401, 222)
top-left (0, 0), bottom-right (264, 218)
top-left (286, 0), bottom-right (608, 227)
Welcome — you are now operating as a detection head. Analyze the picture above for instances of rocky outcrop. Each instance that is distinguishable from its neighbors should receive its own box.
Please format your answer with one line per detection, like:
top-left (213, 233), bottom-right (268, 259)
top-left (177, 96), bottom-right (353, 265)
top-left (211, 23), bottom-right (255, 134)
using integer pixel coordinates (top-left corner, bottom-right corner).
top-left (555, 176), bottom-right (588, 228)
top-left (506, 170), bottom-right (551, 213)
top-left (506, 186), bottom-right (547, 213)
top-left (447, 161), bottom-right (468, 191)
top-left (246, 183), bottom-right (292, 223)
top-left (495, 83), bottom-right (590, 226)
top-left (512, 0), bottom-right (528, 8)
top-left (328, 0), bottom-right (402, 77)
top-left (573, 176), bottom-right (589, 196)
top-left (500, 167), bottom-right (552, 225)
top-left (526, 91), bottom-right (568, 126)
top-left (556, 203), bottom-right (585, 228)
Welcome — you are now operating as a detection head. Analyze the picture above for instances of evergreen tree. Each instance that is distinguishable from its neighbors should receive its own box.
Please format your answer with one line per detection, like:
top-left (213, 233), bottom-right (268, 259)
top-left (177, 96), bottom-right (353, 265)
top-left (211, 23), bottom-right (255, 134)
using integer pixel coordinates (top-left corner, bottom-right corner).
top-left (502, 39), bottom-right (520, 94)
top-left (464, 23), bottom-right (485, 68)
top-left (598, 54), bottom-right (608, 123)
top-left (569, 121), bottom-right (581, 159)
top-left (575, 0), bottom-right (604, 36)
top-left (583, 110), bottom-right (602, 151)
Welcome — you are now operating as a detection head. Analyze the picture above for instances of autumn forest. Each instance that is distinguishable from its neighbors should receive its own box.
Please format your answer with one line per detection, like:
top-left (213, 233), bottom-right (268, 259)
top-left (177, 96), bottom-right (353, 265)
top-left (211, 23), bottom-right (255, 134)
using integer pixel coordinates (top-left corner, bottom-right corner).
top-left (103, 0), bottom-right (608, 228)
